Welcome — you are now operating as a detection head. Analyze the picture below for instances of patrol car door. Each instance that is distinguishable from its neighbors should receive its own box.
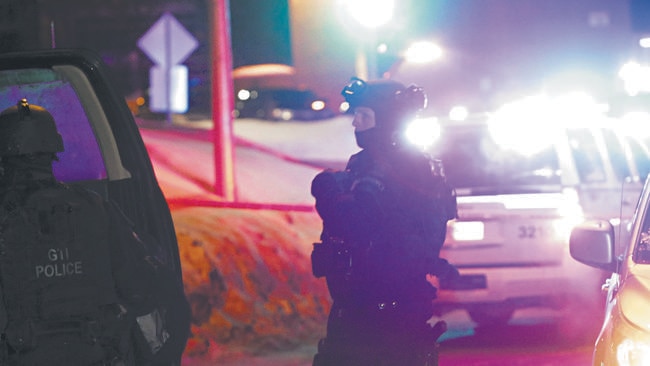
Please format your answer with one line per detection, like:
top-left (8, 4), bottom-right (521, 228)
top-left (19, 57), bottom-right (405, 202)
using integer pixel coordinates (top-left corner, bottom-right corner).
top-left (0, 48), bottom-right (182, 280)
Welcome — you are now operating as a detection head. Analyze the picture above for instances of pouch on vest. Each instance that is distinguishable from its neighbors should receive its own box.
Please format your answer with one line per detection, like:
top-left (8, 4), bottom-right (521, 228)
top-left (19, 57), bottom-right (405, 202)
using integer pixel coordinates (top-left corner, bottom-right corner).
top-left (0, 185), bottom-right (131, 364)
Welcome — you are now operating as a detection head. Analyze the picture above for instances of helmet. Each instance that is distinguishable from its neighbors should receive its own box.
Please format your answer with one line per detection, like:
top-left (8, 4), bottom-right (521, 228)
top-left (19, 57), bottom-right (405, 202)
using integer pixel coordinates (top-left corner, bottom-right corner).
top-left (341, 77), bottom-right (427, 115)
top-left (0, 99), bottom-right (64, 157)
top-left (341, 77), bottom-right (427, 133)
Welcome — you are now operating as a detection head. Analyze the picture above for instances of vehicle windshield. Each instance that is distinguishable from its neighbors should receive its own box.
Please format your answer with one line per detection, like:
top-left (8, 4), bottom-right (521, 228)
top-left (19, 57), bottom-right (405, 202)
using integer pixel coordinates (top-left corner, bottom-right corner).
top-left (428, 121), bottom-right (562, 196)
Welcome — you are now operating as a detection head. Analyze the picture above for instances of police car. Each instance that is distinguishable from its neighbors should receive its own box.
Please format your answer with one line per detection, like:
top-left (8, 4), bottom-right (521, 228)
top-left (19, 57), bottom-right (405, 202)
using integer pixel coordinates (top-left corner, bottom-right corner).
top-left (0, 48), bottom-right (183, 283)
top-left (412, 95), bottom-right (649, 337)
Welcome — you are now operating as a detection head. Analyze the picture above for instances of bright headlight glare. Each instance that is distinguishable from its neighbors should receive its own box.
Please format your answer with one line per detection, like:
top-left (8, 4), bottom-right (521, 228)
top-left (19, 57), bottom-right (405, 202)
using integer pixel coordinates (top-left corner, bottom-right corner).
top-left (451, 221), bottom-right (485, 241)
top-left (617, 338), bottom-right (650, 366)
top-left (405, 117), bottom-right (440, 149)
top-left (311, 100), bottom-right (325, 111)
top-left (553, 215), bottom-right (583, 242)
top-left (554, 199), bottom-right (584, 242)
top-left (237, 89), bottom-right (251, 101)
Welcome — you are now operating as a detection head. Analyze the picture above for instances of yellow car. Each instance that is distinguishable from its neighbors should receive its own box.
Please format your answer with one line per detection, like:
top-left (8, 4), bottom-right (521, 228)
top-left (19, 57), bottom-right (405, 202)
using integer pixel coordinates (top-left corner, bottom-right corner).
top-left (571, 174), bottom-right (650, 366)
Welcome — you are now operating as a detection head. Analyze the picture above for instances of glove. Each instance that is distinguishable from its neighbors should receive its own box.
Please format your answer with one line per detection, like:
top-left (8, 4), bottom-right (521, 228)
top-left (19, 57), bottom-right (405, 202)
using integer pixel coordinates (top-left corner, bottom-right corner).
top-left (311, 170), bottom-right (350, 199)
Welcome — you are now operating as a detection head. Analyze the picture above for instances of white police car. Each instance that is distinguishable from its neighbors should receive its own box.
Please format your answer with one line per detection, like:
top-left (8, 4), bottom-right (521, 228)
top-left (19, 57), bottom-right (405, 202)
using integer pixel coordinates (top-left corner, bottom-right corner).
top-left (413, 95), bottom-right (648, 340)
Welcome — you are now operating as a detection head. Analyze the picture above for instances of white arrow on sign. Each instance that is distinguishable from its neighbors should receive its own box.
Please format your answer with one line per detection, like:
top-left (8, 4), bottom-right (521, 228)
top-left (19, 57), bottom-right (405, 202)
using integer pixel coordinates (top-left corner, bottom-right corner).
top-left (138, 12), bottom-right (198, 113)
top-left (137, 12), bottom-right (198, 67)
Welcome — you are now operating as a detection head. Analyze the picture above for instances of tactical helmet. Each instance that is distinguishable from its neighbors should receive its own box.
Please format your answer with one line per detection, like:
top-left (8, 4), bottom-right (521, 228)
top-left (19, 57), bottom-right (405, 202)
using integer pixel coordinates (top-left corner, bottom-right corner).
top-left (342, 77), bottom-right (427, 114)
top-left (341, 78), bottom-right (427, 140)
top-left (0, 99), bottom-right (64, 157)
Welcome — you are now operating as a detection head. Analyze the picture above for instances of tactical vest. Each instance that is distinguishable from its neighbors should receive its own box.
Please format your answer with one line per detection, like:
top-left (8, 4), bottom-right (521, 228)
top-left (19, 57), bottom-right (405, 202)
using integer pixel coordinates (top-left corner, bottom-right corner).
top-left (0, 184), bottom-right (132, 365)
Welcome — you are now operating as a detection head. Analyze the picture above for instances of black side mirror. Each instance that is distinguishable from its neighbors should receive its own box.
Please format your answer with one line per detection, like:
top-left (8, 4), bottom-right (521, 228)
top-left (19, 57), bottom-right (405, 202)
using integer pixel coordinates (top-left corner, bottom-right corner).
top-left (569, 220), bottom-right (618, 273)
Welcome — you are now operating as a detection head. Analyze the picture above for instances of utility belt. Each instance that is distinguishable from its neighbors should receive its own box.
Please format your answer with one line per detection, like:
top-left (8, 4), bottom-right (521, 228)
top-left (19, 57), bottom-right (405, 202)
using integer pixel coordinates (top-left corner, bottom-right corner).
top-left (311, 236), bottom-right (354, 279)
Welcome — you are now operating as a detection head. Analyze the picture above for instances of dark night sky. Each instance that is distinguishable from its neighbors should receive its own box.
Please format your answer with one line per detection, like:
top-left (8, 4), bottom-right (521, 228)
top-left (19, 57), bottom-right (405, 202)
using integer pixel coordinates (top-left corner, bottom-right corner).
top-left (229, 0), bottom-right (292, 68)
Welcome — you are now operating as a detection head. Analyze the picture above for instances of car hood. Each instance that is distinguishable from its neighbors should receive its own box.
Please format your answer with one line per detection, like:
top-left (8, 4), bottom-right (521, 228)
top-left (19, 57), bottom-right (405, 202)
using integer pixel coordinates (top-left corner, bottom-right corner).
top-left (619, 266), bottom-right (650, 331)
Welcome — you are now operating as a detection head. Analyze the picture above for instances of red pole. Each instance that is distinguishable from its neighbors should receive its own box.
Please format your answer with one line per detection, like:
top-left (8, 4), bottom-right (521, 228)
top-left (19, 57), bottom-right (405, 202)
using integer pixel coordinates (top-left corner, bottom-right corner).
top-left (211, 0), bottom-right (237, 200)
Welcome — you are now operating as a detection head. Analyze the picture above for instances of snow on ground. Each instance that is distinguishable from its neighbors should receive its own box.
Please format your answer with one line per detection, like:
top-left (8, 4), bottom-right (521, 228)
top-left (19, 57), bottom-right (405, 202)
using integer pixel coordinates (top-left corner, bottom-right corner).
top-left (143, 115), bottom-right (358, 205)
top-left (233, 116), bottom-right (359, 164)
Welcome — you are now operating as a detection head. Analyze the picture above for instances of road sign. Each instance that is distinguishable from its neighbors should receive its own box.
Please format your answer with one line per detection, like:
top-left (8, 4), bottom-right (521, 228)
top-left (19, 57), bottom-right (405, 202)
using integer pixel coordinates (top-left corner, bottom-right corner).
top-left (149, 65), bottom-right (189, 113)
top-left (138, 12), bottom-right (198, 113)
top-left (138, 12), bottom-right (198, 66)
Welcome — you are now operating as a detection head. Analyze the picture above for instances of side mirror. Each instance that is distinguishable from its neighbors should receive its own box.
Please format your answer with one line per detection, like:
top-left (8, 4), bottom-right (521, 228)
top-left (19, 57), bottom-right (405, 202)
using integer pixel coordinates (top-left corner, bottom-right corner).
top-left (569, 220), bottom-right (618, 273)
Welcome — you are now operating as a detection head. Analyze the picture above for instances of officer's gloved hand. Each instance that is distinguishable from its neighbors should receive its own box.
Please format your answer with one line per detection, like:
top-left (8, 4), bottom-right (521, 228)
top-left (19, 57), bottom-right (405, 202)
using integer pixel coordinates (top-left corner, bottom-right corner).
top-left (431, 257), bottom-right (460, 286)
top-left (311, 170), bottom-right (349, 199)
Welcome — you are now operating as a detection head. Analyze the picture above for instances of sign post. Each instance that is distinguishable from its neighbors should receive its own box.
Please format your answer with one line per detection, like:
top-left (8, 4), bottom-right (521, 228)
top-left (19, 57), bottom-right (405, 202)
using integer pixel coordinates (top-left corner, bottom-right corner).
top-left (210, 0), bottom-right (237, 201)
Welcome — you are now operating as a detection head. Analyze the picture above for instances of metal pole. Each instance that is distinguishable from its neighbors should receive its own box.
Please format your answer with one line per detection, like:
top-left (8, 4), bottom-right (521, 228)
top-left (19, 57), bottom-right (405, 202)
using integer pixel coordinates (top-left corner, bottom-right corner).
top-left (211, 0), bottom-right (237, 200)
top-left (165, 15), bottom-right (173, 126)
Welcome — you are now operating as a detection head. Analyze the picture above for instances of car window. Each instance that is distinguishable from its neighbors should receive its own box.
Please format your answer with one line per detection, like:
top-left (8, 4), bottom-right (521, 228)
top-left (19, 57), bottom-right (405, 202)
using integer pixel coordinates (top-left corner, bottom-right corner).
top-left (270, 90), bottom-right (314, 108)
top-left (624, 136), bottom-right (650, 179)
top-left (429, 122), bottom-right (561, 194)
top-left (566, 128), bottom-right (607, 183)
top-left (0, 68), bottom-right (107, 183)
top-left (601, 128), bottom-right (632, 181)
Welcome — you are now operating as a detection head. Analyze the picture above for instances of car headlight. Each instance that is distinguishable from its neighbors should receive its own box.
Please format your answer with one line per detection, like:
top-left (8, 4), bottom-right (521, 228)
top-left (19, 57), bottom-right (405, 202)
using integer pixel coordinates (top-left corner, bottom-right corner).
top-left (450, 221), bottom-right (484, 241)
top-left (405, 117), bottom-right (440, 149)
top-left (608, 302), bottom-right (650, 366)
top-left (311, 100), bottom-right (325, 111)
top-left (617, 338), bottom-right (650, 366)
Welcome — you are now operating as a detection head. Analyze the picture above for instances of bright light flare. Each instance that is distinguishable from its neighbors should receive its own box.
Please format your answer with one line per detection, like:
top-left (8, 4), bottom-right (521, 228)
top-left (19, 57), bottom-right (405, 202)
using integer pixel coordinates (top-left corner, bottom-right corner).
top-left (488, 92), bottom-right (605, 156)
top-left (237, 89), bottom-right (251, 101)
top-left (272, 109), bottom-right (293, 121)
top-left (640, 37), bottom-right (650, 49)
top-left (340, 101), bottom-right (350, 113)
top-left (311, 100), bottom-right (326, 111)
top-left (620, 112), bottom-right (650, 138)
top-left (619, 61), bottom-right (650, 96)
top-left (617, 338), bottom-right (650, 366)
top-left (449, 105), bottom-right (468, 121)
top-left (404, 41), bottom-right (443, 64)
top-left (405, 117), bottom-right (440, 149)
top-left (451, 221), bottom-right (485, 241)
top-left (554, 195), bottom-right (584, 242)
top-left (488, 95), bottom-right (560, 156)
top-left (344, 0), bottom-right (394, 28)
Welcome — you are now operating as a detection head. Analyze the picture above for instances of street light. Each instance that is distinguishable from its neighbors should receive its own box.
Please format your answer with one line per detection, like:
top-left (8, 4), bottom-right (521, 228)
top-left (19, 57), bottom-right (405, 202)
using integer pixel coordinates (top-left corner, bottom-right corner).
top-left (342, 0), bottom-right (395, 80)
top-left (404, 41), bottom-right (443, 64)
top-left (344, 0), bottom-right (394, 29)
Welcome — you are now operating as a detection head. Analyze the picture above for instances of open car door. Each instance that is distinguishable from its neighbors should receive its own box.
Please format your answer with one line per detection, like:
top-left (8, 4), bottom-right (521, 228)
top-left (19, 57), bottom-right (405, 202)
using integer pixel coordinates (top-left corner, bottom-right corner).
top-left (0, 48), bottom-right (182, 281)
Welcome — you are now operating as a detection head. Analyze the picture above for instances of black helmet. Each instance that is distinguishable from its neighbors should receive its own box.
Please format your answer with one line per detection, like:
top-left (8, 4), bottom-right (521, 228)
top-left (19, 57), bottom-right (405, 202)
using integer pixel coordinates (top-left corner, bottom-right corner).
top-left (0, 99), bottom-right (64, 157)
top-left (341, 77), bottom-right (427, 132)
top-left (342, 77), bottom-right (427, 114)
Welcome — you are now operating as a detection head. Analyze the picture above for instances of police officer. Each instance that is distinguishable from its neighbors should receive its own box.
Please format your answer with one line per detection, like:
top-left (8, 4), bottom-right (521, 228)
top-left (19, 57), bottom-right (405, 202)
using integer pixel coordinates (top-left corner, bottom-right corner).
top-left (0, 99), bottom-right (189, 365)
top-left (311, 78), bottom-right (458, 366)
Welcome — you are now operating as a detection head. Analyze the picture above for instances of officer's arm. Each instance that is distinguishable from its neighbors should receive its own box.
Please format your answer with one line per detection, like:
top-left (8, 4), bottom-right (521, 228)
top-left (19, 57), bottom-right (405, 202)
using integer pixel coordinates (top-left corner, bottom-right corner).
top-left (311, 170), bottom-right (355, 223)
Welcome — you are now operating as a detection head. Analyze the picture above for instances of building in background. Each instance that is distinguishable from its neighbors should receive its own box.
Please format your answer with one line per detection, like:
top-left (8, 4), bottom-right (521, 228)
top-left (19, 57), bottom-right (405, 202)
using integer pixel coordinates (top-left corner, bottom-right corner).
top-left (0, 0), bottom-right (646, 116)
